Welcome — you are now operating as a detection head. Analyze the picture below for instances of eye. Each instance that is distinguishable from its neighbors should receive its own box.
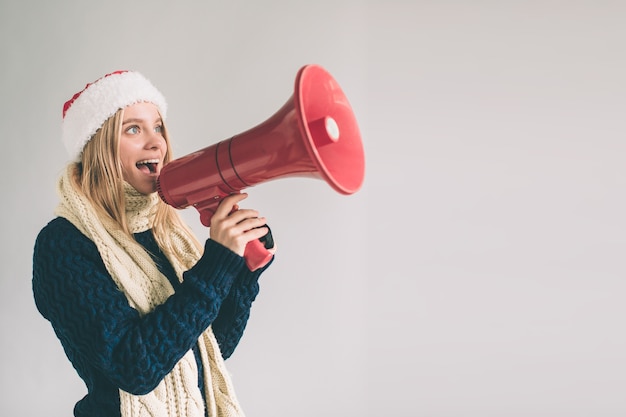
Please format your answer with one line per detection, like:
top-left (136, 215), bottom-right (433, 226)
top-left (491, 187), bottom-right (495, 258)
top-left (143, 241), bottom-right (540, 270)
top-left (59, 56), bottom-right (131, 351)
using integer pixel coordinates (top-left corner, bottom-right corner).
top-left (154, 124), bottom-right (163, 134)
top-left (125, 125), bottom-right (140, 135)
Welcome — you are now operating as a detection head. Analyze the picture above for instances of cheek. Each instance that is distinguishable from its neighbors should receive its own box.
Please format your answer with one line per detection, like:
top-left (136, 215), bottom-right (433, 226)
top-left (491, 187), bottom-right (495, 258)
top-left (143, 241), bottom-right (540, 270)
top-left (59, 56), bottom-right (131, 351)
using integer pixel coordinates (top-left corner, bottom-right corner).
top-left (118, 149), bottom-right (136, 176)
top-left (118, 141), bottom-right (132, 163)
top-left (119, 158), bottom-right (134, 179)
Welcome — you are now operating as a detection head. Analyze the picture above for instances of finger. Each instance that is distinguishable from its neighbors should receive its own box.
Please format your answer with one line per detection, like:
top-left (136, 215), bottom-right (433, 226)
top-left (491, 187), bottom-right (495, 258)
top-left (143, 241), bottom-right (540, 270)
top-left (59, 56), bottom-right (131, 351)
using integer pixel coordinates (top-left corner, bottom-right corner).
top-left (227, 209), bottom-right (262, 225)
top-left (228, 217), bottom-right (267, 238)
top-left (213, 193), bottom-right (248, 219)
top-left (243, 225), bottom-right (271, 242)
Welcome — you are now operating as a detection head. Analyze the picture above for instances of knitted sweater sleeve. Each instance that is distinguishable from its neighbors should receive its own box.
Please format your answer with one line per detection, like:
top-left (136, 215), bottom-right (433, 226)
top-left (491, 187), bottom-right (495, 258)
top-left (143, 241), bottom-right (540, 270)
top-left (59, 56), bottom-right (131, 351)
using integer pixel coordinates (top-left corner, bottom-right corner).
top-left (212, 257), bottom-right (272, 359)
top-left (32, 218), bottom-right (246, 395)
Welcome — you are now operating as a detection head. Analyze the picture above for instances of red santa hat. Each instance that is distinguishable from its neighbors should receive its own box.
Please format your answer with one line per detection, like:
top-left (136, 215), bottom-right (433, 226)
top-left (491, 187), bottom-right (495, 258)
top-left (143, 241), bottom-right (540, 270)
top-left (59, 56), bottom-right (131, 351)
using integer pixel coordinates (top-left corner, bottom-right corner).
top-left (62, 70), bottom-right (168, 161)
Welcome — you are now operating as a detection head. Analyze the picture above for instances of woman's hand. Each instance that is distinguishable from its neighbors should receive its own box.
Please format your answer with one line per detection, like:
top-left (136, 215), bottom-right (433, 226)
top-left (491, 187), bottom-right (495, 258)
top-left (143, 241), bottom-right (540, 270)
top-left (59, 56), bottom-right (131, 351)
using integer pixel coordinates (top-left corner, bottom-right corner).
top-left (209, 193), bottom-right (271, 257)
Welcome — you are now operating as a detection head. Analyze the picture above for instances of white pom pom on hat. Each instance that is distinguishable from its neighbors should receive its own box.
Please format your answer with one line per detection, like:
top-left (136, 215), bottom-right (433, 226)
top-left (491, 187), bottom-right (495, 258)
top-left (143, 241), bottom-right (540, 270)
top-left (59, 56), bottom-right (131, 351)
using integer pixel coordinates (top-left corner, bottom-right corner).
top-left (62, 70), bottom-right (168, 161)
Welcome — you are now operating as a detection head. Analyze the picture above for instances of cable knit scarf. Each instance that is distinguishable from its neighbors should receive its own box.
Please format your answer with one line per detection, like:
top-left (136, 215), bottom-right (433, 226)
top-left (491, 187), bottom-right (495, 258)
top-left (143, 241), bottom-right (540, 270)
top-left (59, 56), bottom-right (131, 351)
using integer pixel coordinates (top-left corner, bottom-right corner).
top-left (55, 166), bottom-right (245, 417)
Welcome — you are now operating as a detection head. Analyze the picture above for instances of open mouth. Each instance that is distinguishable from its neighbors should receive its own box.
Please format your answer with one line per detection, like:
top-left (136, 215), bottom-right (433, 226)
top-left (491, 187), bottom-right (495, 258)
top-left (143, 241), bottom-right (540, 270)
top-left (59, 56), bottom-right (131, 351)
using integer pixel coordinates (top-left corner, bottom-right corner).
top-left (136, 159), bottom-right (159, 174)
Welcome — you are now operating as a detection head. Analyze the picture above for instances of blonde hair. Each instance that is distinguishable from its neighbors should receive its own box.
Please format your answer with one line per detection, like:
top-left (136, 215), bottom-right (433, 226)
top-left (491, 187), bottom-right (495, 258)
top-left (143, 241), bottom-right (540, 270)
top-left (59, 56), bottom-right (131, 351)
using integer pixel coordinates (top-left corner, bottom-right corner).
top-left (69, 108), bottom-right (203, 264)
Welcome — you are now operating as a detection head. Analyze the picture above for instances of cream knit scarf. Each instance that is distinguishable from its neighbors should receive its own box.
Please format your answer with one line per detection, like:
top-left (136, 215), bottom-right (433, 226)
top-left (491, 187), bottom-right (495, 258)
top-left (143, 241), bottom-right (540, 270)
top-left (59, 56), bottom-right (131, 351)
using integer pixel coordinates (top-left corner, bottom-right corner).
top-left (55, 166), bottom-right (245, 417)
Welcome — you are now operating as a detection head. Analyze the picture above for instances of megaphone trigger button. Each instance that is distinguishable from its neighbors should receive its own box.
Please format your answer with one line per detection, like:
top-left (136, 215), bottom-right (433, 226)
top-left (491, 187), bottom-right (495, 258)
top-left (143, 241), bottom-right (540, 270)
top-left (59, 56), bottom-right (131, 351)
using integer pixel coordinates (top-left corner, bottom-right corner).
top-left (257, 225), bottom-right (274, 250)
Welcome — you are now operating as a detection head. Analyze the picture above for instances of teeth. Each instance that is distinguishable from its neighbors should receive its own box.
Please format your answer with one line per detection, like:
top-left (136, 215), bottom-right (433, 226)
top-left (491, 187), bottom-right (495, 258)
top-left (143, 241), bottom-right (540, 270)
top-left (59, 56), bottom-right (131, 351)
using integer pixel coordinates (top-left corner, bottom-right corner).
top-left (136, 159), bottom-right (159, 166)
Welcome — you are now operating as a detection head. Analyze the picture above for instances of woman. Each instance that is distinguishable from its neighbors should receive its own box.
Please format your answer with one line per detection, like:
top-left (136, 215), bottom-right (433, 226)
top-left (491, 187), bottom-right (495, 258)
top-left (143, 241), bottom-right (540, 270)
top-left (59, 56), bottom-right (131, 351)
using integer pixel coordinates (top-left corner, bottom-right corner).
top-left (32, 70), bottom-right (274, 417)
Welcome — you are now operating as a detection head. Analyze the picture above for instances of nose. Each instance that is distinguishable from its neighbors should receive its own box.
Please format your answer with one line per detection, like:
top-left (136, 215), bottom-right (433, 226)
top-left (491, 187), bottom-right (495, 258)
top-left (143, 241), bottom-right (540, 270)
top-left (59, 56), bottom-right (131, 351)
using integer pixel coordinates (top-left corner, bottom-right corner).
top-left (145, 129), bottom-right (164, 150)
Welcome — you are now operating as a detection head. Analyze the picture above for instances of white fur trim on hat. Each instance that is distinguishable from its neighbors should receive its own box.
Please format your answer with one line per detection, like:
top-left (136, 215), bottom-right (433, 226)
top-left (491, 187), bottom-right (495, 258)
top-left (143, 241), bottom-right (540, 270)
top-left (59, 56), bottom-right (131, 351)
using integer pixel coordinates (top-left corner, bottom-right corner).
top-left (62, 71), bottom-right (167, 161)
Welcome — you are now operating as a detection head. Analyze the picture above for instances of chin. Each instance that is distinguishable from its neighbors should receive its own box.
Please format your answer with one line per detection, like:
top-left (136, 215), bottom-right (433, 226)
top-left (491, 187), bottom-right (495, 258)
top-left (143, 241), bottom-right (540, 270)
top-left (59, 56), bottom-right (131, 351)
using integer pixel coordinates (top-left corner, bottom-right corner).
top-left (130, 181), bottom-right (158, 195)
top-left (143, 185), bottom-right (158, 195)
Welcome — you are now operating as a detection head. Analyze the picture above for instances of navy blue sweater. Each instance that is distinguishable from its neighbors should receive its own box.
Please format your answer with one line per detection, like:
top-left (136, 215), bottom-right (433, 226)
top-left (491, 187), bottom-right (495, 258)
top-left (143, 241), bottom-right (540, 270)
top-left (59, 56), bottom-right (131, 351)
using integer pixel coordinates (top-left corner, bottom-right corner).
top-left (32, 217), bottom-right (268, 417)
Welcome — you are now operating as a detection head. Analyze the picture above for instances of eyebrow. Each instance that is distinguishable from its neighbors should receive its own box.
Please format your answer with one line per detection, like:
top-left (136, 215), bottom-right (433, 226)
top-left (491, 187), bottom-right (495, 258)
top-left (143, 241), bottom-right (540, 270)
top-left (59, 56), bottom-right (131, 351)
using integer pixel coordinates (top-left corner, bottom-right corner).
top-left (122, 117), bottom-right (163, 125)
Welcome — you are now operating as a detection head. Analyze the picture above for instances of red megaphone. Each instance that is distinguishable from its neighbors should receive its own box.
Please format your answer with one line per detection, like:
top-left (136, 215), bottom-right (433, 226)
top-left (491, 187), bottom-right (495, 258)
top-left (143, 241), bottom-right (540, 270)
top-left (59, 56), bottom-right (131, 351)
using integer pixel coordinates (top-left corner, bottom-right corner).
top-left (156, 64), bottom-right (365, 270)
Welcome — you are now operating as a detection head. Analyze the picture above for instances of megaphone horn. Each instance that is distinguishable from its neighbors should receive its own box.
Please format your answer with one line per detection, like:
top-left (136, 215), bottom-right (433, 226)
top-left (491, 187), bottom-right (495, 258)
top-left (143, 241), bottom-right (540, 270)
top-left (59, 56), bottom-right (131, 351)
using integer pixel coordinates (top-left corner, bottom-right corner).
top-left (156, 64), bottom-right (365, 269)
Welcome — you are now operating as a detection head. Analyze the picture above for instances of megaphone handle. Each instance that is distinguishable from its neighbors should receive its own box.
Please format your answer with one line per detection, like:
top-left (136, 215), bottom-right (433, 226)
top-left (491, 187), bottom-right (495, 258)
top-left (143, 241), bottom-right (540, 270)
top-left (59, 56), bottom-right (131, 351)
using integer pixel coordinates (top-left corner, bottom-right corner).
top-left (198, 200), bottom-right (273, 270)
top-left (199, 207), bottom-right (216, 227)
top-left (244, 226), bottom-right (274, 271)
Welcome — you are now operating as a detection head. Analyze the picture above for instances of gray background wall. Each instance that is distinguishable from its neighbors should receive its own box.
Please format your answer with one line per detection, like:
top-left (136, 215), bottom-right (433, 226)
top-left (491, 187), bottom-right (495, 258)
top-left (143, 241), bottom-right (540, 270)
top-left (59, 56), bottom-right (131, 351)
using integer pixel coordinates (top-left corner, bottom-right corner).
top-left (1, 1), bottom-right (625, 416)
